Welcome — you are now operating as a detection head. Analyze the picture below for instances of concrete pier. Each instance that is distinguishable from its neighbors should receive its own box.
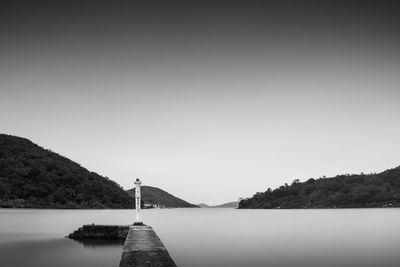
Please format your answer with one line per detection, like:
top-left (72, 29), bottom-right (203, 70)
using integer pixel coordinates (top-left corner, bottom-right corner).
top-left (119, 225), bottom-right (177, 267)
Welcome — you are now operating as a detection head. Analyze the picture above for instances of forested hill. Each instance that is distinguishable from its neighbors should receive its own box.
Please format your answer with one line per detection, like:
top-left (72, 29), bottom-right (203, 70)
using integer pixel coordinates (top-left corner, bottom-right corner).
top-left (126, 186), bottom-right (198, 208)
top-left (0, 134), bottom-right (133, 208)
top-left (239, 166), bottom-right (400, 209)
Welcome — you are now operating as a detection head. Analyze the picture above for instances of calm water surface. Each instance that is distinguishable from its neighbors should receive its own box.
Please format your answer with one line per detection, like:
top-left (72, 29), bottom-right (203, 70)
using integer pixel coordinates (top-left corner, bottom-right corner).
top-left (0, 208), bottom-right (399, 267)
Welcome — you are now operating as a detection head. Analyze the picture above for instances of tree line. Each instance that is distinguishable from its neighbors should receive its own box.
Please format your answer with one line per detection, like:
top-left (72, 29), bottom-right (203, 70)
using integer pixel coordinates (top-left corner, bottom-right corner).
top-left (239, 167), bottom-right (400, 209)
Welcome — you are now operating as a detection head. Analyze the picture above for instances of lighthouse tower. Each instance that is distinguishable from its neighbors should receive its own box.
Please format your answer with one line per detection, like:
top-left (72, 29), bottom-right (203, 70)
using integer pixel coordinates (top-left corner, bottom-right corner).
top-left (133, 178), bottom-right (143, 225)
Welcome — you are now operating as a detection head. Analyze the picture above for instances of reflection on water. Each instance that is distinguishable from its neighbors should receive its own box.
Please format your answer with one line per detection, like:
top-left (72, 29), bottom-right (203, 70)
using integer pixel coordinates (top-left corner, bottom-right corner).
top-left (0, 208), bottom-right (400, 267)
top-left (0, 238), bottom-right (123, 267)
top-left (72, 239), bottom-right (125, 248)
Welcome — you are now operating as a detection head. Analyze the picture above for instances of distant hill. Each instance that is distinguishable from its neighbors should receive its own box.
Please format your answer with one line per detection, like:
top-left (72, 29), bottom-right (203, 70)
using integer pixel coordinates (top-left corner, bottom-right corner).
top-left (126, 186), bottom-right (198, 208)
top-left (213, 201), bottom-right (239, 208)
top-left (197, 202), bottom-right (238, 208)
top-left (0, 134), bottom-right (134, 209)
top-left (239, 166), bottom-right (400, 209)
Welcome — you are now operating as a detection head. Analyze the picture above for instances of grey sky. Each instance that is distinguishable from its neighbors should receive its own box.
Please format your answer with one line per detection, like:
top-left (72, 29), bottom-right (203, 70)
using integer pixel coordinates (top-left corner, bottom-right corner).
top-left (1, 1), bottom-right (400, 204)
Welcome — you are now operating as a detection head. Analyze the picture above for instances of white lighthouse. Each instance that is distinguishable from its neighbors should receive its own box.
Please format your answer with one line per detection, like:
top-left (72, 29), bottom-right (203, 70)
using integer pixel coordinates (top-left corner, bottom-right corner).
top-left (133, 178), bottom-right (143, 225)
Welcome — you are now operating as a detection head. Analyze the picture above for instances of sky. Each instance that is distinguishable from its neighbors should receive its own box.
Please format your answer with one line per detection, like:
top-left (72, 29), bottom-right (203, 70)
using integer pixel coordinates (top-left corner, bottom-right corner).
top-left (1, 0), bottom-right (400, 205)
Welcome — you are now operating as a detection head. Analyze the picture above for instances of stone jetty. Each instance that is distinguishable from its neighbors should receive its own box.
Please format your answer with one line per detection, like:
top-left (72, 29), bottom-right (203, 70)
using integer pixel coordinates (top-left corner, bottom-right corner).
top-left (68, 224), bottom-right (177, 266)
top-left (119, 225), bottom-right (177, 267)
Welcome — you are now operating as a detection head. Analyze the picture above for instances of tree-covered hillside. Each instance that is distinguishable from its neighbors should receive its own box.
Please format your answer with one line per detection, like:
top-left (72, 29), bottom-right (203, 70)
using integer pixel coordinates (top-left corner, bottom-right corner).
top-left (239, 167), bottom-right (400, 209)
top-left (0, 134), bottom-right (134, 208)
top-left (126, 186), bottom-right (198, 208)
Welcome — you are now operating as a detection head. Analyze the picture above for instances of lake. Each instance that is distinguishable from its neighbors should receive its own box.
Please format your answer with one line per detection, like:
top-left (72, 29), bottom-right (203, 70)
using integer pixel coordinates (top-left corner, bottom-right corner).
top-left (0, 208), bottom-right (399, 267)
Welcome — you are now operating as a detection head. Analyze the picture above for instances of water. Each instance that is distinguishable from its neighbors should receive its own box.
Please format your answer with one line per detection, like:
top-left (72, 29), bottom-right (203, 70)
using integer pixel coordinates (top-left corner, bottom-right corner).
top-left (0, 208), bottom-right (399, 267)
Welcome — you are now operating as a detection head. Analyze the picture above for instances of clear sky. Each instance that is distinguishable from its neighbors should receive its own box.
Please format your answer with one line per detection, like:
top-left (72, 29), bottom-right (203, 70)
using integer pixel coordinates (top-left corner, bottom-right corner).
top-left (1, 1), bottom-right (400, 205)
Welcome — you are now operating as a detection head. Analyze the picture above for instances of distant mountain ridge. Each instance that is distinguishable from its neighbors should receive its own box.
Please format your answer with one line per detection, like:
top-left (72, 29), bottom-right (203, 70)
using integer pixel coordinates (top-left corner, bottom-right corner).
top-left (213, 201), bottom-right (239, 208)
top-left (239, 166), bottom-right (400, 209)
top-left (198, 201), bottom-right (239, 208)
top-left (0, 134), bottom-right (133, 208)
top-left (126, 186), bottom-right (198, 208)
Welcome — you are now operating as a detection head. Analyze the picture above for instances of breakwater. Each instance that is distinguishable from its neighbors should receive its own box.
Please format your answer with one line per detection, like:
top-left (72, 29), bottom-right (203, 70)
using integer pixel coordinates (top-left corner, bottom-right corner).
top-left (119, 225), bottom-right (177, 267)
top-left (68, 224), bottom-right (130, 240)
top-left (68, 224), bottom-right (177, 266)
